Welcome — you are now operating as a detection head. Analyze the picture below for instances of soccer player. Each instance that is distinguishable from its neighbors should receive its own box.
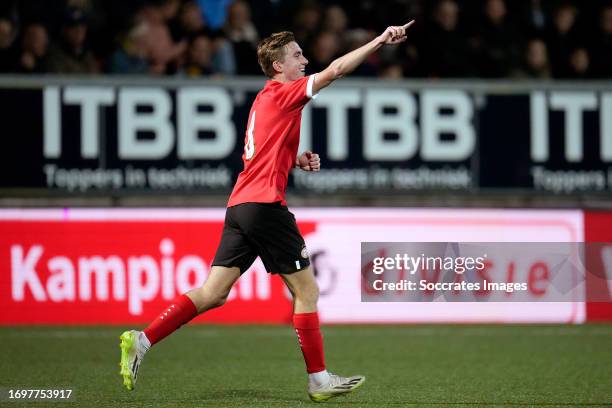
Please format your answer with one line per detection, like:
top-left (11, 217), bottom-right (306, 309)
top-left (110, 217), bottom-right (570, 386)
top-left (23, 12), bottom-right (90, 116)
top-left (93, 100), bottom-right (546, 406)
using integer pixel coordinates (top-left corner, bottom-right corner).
top-left (119, 20), bottom-right (414, 402)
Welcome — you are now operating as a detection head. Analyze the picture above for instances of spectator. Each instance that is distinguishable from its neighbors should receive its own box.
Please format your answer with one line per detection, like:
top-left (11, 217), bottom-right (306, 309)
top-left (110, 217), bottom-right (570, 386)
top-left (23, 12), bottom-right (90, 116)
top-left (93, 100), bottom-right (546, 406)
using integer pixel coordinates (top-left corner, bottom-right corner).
top-left (17, 23), bottom-right (49, 73)
top-left (421, 0), bottom-right (473, 78)
top-left (473, 0), bottom-right (522, 78)
top-left (0, 0), bottom-right (609, 79)
top-left (210, 34), bottom-right (236, 76)
top-left (321, 5), bottom-right (350, 53)
top-left (171, 1), bottom-right (207, 42)
top-left (307, 31), bottom-right (340, 74)
top-left (224, 0), bottom-right (258, 46)
top-left (167, 1), bottom-right (237, 76)
top-left (322, 5), bottom-right (348, 36)
top-left (180, 32), bottom-right (215, 77)
top-left (512, 38), bottom-right (551, 79)
top-left (0, 17), bottom-right (18, 72)
top-left (344, 28), bottom-right (379, 76)
top-left (590, 5), bottom-right (612, 78)
top-left (292, 2), bottom-right (321, 47)
top-left (140, 0), bottom-right (186, 74)
top-left (546, 2), bottom-right (579, 78)
top-left (46, 7), bottom-right (98, 74)
top-left (107, 20), bottom-right (151, 74)
top-left (223, 0), bottom-right (259, 75)
top-left (567, 47), bottom-right (590, 79)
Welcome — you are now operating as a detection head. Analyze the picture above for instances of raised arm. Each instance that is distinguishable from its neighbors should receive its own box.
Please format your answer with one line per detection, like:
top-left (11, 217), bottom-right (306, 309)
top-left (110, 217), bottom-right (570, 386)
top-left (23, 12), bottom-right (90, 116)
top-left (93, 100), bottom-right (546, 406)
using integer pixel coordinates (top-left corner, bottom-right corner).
top-left (312, 21), bottom-right (415, 94)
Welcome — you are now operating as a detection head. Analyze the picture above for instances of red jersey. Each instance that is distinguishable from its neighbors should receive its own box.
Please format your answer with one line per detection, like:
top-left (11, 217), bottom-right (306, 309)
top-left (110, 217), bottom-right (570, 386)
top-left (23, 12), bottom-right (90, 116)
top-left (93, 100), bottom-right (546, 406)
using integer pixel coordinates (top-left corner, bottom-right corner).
top-left (227, 74), bottom-right (317, 207)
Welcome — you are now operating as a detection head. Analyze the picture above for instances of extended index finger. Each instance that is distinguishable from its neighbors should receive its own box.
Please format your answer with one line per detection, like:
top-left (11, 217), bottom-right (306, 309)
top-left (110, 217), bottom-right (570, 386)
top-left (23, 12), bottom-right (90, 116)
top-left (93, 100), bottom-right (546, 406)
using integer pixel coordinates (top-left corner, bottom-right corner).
top-left (402, 20), bottom-right (415, 30)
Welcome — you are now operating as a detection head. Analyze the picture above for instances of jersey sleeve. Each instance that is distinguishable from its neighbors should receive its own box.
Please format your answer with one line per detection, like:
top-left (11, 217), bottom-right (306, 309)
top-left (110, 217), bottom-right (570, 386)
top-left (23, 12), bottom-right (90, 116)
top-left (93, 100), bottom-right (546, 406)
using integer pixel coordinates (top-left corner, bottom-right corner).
top-left (275, 74), bottom-right (317, 112)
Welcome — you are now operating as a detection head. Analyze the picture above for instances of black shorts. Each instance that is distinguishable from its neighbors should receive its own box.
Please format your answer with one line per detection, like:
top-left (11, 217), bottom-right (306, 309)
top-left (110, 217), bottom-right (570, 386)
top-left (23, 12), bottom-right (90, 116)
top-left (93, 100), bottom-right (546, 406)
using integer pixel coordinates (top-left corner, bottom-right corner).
top-left (212, 202), bottom-right (311, 274)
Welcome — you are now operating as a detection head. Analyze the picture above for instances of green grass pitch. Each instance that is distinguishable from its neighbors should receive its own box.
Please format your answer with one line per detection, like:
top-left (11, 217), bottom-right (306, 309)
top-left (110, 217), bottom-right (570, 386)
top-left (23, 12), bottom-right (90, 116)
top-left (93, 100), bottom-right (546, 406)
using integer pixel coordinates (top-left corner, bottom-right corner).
top-left (1, 325), bottom-right (611, 407)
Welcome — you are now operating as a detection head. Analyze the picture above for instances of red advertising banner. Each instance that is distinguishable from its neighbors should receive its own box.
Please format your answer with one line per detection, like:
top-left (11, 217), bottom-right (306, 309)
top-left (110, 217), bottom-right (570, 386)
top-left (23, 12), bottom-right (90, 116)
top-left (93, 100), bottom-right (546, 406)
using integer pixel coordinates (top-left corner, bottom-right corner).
top-left (0, 215), bottom-right (316, 324)
top-left (0, 208), bottom-right (586, 325)
top-left (585, 212), bottom-right (612, 321)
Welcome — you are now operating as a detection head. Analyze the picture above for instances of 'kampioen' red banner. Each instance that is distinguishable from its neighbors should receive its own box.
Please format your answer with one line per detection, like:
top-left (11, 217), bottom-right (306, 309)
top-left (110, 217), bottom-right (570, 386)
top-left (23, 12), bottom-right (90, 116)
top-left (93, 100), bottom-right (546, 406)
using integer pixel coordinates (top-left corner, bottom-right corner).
top-left (0, 214), bottom-right (317, 324)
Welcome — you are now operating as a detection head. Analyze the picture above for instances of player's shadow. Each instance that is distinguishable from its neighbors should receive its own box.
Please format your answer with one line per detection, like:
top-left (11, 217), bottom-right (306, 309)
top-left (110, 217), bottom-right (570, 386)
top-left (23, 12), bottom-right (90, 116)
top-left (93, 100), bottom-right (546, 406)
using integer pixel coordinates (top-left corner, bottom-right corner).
top-left (197, 389), bottom-right (304, 403)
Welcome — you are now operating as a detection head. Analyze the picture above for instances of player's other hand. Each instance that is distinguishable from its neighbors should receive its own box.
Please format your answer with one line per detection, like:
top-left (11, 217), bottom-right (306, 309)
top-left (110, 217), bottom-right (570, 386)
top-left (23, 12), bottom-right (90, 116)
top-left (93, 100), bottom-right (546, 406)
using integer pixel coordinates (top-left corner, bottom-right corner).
top-left (378, 20), bottom-right (415, 45)
top-left (297, 151), bottom-right (321, 172)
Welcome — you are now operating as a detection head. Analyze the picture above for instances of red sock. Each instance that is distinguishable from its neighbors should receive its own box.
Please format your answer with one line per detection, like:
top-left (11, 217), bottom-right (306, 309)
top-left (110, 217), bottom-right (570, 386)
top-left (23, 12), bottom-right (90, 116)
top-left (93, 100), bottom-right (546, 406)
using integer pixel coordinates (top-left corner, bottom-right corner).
top-left (293, 312), bottom-right (326, 373)
top-left (143, 294), bottom-right (198, 346)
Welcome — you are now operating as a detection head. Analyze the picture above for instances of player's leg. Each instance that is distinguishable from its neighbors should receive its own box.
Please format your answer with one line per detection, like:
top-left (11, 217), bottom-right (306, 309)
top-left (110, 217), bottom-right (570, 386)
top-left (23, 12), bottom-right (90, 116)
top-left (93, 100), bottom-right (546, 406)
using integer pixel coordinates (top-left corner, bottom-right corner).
top-left (230, 202), bottom-right (365, 401)
top-left (280, 266), bottom-right (324, 375)
top-left (184, 266), bottom-right (241, 312)
top-left (142, 266), bottom-right (241, 345)
top-left (119, 266), bottom-right (241, 390)
top-left (281, 268), bottom-right (365, 402)
top-left (119, 207), bottom-right (255, 391)
top-left (281, 264), bottom-right (319, 313)
top-left (239, 203), bottom-right (365, 402)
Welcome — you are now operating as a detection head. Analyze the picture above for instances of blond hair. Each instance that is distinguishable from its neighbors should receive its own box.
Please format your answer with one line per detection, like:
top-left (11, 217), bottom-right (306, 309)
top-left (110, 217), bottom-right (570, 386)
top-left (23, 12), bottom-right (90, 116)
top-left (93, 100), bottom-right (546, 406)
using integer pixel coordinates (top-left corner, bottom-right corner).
top-left (257, 31), bottom-right (295, 78)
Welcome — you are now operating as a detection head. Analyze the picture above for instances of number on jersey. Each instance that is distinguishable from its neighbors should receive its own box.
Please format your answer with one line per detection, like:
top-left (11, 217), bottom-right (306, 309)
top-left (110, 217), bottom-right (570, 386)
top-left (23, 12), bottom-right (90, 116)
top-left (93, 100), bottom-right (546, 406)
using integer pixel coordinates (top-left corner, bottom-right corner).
top-left (245, 111), bottom-right (255, 160)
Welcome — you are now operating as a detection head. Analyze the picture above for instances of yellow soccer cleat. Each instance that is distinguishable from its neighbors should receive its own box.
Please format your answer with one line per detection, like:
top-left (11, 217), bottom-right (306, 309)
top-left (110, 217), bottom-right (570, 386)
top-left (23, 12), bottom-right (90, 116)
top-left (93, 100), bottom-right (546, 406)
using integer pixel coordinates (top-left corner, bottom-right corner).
top-left (119, 330), bottom-right (146, 391)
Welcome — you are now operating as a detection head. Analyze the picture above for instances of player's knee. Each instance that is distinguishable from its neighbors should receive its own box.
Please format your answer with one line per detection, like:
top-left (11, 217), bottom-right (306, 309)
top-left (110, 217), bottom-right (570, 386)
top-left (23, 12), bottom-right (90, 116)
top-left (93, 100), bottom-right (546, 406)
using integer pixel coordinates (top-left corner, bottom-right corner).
top-left (189, 286), bottom-right (229, 312)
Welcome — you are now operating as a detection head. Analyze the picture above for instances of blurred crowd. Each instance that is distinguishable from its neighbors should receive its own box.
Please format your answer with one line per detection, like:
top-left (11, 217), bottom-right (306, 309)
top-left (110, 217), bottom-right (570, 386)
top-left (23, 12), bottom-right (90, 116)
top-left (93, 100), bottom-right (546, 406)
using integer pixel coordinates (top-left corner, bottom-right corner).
top-left (0, 0), bottom-right (611, 79)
